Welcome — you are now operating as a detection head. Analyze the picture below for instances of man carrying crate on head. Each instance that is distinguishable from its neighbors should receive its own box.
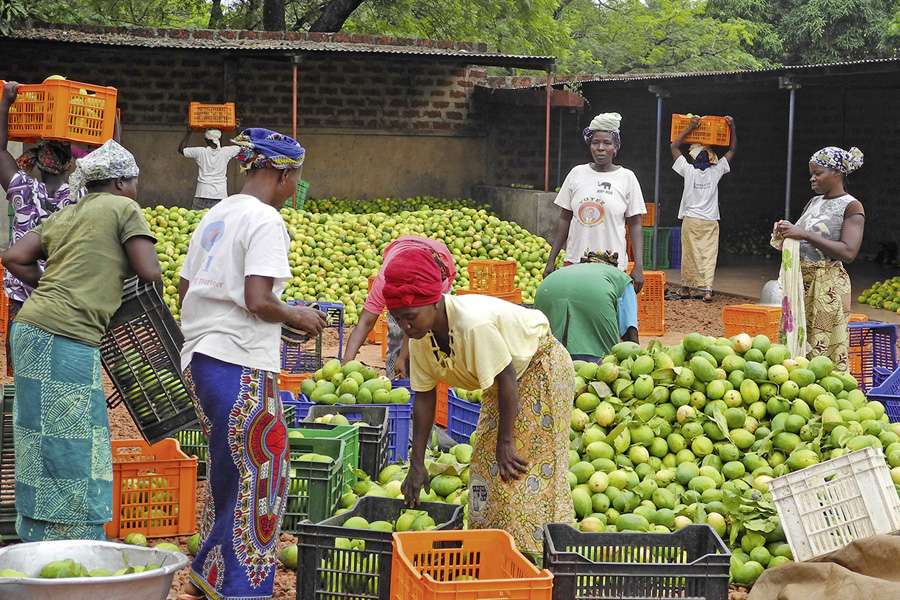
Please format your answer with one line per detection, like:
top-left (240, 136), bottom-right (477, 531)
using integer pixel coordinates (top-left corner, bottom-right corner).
top-left (670, 115), bottom-right (737, 303)
top-left (178, 127), bottom-right (240, 210)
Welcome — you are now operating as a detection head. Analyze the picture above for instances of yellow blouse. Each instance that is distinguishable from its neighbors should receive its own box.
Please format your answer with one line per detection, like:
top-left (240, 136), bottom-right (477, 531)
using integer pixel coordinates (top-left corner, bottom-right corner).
top-left (409, 293), bottom-right (550, 392)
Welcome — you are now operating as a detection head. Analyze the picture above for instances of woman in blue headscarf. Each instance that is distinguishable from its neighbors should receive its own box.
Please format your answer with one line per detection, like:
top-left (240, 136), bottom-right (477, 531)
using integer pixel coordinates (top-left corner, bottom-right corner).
top-left (177, 128), bottom-right (326, 600)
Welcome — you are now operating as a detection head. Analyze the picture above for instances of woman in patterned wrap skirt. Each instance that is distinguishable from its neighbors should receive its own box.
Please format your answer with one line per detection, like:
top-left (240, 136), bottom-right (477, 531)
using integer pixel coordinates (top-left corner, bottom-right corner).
top-left (385, 245), bottom-right (575, 557)
top-left (177, 128), bottom-right (325, 600)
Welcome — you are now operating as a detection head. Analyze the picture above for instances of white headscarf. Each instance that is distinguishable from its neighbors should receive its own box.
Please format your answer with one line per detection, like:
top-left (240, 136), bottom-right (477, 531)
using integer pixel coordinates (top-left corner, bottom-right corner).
top-left (205, 129), bottom-right (222, 149)
top-left (68, 140), bottom-right (139, 192)
top-left (589, 112), bottom-right (622, 133)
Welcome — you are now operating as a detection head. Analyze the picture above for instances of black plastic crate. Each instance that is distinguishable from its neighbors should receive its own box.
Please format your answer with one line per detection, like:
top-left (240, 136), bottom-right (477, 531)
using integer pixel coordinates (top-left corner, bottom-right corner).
top-left (0, 385), bottom-right (16, 545)
top-left (101, 278), bottom-right (198, 442)
top-left (543, 524), bottom-right (730, 600)
top-left (304, 405), bottom-right (389, 479)
top-left (175, 404), bottom-right (296, 479)
top-left (297, 497), bottom-right (464, 600)
top-left (281, 300), bottom-right (346, 372)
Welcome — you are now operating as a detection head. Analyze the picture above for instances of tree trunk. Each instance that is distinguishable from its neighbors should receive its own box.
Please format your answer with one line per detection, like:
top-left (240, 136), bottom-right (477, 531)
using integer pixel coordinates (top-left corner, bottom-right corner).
top-left (309, 0), bottom-right (366, 32)
top-left (208, 0), bottom-right (224, 28)
top-left (246, 0), bottom-right (261, 29)
top-left (263, 0), bottom-right (285, 31)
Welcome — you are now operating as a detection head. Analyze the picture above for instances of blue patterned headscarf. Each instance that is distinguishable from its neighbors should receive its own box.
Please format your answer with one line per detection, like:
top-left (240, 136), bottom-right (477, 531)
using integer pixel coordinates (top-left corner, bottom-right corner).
top-left (810, 146), bottom-right (864, 175)
top-left (232, 127), bottom-right (305, 171)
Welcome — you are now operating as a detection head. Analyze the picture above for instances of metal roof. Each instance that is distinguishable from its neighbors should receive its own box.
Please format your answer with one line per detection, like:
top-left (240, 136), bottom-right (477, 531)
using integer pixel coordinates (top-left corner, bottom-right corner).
top-left (510, 57), bottom-right (900, 88)
top-left (5, 25), bottom-right (555, 70)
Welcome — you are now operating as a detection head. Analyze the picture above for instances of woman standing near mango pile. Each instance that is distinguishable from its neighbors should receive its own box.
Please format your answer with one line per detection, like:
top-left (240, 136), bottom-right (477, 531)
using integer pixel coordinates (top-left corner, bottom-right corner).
top-left (177, 128), bottom-right (325, 600)
top-left (773, 146), bottom-right (865, 369)
top-left (391, 246), bottom-right (575, 556)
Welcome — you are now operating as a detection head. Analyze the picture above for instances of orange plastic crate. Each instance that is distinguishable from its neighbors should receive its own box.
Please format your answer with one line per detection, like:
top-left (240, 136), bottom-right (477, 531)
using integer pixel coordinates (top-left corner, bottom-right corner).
top-left (456, 288), bottom-right (522, 304)
top-left (849, 313), bottom-right (869, 322)
top-left (637, 271), bottom-right (666, 337)
top-left (435, 381), bottom-right (448, 427)
top-left (467, 260), bottom-right (518, 293)
top-left (368, 310), bottom-right (388, 345)
top-left (279, 371), bottom-right (313, 396)
top-left (642, 202), bottom-right (656, 227)
top-left (5, 79), bottom-right (117, 145)
top-left (105, 438), bottom-right (197, 539)
top-left (390, 529), bottom-right (553, 600)
top-left (188, 101), bottom-right (236, 130)
top-left (670, 114), bottom-right (731, 147)
top-left (722, 304), bottom-right (782, 341)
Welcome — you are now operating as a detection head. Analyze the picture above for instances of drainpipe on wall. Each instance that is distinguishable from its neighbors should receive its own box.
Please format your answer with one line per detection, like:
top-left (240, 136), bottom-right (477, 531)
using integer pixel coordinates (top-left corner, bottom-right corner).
top-left (779, 76), bottom-right (801, 220)
top-left (292, 55), bottom-right (300, 207)
top-left (544, 70), bottom-right (554, 192)
top-left (648, 85), bottom-right (670, 270)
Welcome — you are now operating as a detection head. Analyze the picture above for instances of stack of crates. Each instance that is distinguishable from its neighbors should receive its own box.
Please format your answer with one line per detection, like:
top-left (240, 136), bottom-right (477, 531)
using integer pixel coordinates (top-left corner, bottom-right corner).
top-left (637, 271), bottom-right (666, 337)
top-left (455, 260), bottom-right (522, 304)
top-left (848, 321), bottom-right (897, 392)
top-left (642, 227), bottom-right (674, 269)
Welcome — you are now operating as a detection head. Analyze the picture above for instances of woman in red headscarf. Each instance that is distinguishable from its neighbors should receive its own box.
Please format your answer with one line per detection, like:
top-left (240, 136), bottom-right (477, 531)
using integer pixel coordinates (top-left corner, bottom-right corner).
top-left (388, 246), bottom-right (575, 556)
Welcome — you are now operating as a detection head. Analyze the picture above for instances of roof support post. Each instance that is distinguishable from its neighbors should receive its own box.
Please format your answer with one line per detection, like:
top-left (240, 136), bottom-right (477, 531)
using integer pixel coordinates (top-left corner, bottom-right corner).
top-left (779, 76), bottom-right (801, 220)
top-left (648, 85), bottom-right (670, 269)
top-left (544, 70), bottom-right (554, 192)
top-left (291, 55), bottom-right (300, 207)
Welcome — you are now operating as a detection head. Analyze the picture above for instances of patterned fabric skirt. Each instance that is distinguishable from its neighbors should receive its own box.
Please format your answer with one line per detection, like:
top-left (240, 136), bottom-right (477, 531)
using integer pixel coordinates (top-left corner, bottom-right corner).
top-left (801, 261), bottom-right (851, 370)
top-left (468, 334), bottom-right (576, 555)
top-left (10, 321), bottom-right (112, 542)
top-left (681, 216), bottom-right (720, 291)
top-left (186, 353), bottom-right (289, 600)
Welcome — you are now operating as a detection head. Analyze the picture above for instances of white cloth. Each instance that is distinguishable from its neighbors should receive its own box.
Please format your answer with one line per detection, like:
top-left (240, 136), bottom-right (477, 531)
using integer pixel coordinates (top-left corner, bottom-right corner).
top-left (180, 194), bottom-right (292, 373)
top-left (554, 164), bottom-right (646, 271)
top-left (777, 238), bottom-right (809, 358)
top-left (589, 112), bottom-right (622, 132)
top-left (204, 129), bottom-right (222, 149)
top-left (673, 155), bottom-right (730, 221)
top-left (182, 145), bottom-right (240, 200)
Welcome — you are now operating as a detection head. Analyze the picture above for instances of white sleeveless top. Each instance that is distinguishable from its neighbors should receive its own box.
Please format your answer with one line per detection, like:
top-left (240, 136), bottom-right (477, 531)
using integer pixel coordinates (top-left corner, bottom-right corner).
top-left (795, 194), bottom-right (858, 262)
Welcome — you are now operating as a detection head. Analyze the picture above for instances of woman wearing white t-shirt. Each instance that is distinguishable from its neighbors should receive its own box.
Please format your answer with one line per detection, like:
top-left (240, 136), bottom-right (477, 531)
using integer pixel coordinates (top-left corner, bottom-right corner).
top-left (545, 112), bottom-right (647, 291)
top-left (179, 127), bottom-right (241, 210)
top-left (670, 115), bottom-right (737, 302)
top-left (177, 128), bottom-right (326, 600)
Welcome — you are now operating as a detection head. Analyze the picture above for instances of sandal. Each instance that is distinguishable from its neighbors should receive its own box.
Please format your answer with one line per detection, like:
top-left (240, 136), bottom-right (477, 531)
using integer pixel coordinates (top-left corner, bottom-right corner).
top-left (702, 291), bottom-right (714, 303)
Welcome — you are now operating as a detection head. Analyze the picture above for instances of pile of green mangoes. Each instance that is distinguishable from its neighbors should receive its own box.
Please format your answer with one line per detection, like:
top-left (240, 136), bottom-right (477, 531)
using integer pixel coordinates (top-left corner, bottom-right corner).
top-left (302, 359), bottom-right (411, 405)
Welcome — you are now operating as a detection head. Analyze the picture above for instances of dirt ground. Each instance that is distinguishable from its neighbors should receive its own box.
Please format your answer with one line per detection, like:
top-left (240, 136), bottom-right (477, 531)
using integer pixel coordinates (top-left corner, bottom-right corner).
top-left (0, 294), bottom-right (856, 599)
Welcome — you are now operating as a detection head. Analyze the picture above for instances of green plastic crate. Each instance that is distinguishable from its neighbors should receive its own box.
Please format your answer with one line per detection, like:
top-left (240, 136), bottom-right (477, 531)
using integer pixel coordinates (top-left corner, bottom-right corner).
top-left (290, 423), bottom-right (360, 486)
top-left (284, 437), bottom-right (344, 531)
top-left (642, 227), bottom-right (671, 269)
top-left (286, 179), bottom-right (310, 210)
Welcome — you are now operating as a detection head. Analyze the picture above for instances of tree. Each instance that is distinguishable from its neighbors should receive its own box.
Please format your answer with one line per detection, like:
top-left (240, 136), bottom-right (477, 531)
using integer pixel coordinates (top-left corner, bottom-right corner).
top-left (263, 0), bottom-right (285, 30)
top-left (32, 0), bottom-right (209, 27)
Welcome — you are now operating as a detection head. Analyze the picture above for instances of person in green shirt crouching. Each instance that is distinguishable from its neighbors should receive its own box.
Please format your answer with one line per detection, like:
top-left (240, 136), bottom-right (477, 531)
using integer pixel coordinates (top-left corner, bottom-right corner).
top-left (1, 140), bottom-right (161, 542)
top-left (535, 250), bottom-right (638, 362)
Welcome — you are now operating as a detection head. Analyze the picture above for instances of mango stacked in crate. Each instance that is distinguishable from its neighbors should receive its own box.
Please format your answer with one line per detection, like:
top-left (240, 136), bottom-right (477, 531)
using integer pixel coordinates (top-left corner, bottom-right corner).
top-left (142, 201), bottom-right (553, 323)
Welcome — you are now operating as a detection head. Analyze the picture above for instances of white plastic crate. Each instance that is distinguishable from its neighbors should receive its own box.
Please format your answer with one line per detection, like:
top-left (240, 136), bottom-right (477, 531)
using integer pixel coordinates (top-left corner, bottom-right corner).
top-left (770, 447), bottom-right (900, 562)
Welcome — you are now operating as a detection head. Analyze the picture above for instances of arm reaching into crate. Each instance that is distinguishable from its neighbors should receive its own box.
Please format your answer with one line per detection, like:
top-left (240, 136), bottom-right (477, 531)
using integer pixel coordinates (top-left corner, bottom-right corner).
top-left (1, 231), bottom-right (44, 287)
top-left (244, 274), bottom-right (326, 335)
top-left (402, 387), bottom-right (437, 508)
top-left (344, 308), bottom-right (379, 362)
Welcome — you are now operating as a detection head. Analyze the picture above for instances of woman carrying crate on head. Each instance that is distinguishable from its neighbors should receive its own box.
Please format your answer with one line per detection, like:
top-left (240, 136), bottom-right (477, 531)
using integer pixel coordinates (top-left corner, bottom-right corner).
top-left (772, 146), bottom-right (865, 370)
top-left (1, 140), bottom-right (161, 542)
top-left (343, 235), bottom-right (457, 379)
top-left (389, 246), bottom-right (575, 557)
top-left (670, 115), bottom-right (737, 302)
top-left (535, 250), bottom-right (638, 361)
top-left (177, 128), bottom-right (326, 600)
top-left (0, 81), bottom-right (88, 375)
top-left (179, 126), bottom-right (240, 211)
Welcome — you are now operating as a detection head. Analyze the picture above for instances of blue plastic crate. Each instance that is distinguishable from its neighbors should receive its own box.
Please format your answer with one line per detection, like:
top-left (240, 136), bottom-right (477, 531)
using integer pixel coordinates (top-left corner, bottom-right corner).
top-left (670, 226), bottom-right (682, 269)
top-left (869, 366), bottom-right (900, 422)
top-left (848, 322), bottom-right (898, 392)
top-left (447, 388), bottom-right (481, 445)
top-left (298, 380), bottom-right (414, 462)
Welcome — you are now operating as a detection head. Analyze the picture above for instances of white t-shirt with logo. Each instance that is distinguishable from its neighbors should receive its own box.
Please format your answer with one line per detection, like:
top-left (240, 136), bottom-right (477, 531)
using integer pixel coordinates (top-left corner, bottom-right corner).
top-left (180, 194), bottom-right (291, 372)
top-left (673, 155), bottom-right (730, 221)
top-left (182, 145), bottom-right (241, 200)
top-left (554, 164), bottom-right (646, 270)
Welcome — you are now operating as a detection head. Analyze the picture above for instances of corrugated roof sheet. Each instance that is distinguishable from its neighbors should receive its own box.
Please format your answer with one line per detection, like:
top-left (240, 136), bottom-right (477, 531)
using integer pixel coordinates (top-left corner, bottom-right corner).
top-left (4, 25), bottom-right (555, 69)
top-left (495, 58), bottom-right (900, 88)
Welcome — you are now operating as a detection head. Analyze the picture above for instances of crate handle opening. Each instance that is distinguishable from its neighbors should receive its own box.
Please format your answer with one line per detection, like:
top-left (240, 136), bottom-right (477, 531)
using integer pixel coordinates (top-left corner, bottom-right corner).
top-left (432, 539), bottom-right (464, 550)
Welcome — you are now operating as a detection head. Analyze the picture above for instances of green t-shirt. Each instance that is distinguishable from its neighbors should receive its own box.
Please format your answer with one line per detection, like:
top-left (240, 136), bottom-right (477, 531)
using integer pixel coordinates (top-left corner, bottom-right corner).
top-left (16, 192), bottom-right (156, 346)
top-left (534, 262), bottom-right (632, 358)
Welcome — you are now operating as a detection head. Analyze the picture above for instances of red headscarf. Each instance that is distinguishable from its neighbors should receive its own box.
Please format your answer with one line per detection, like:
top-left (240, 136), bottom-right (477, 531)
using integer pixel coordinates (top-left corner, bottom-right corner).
top-left (383, 246), bottom-right (448, 310)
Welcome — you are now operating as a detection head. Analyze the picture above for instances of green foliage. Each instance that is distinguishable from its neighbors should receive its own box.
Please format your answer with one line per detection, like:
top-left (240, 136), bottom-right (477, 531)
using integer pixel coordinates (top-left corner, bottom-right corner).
top-left (31, 0), bottom-right (210, 27)
top-left (0, 0), bottom-right (27, 35)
